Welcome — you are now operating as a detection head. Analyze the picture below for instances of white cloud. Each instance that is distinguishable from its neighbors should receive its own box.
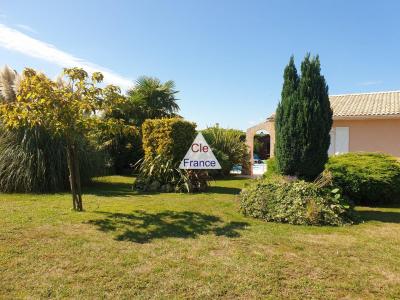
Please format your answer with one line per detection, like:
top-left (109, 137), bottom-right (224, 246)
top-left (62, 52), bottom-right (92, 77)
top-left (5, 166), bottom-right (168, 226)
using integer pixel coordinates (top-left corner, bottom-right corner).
top-left (358, 80), bottom-right (383, 86)
top-left (0, 23), bottom-right (133, 89)
top-left (15, 24), bottom-right (37, 34)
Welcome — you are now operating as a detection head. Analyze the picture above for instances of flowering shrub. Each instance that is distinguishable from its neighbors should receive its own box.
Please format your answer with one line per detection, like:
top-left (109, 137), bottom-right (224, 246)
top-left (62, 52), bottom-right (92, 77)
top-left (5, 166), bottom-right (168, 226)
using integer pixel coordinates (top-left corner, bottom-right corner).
top-left (239, 175), bottom-right (356, 226)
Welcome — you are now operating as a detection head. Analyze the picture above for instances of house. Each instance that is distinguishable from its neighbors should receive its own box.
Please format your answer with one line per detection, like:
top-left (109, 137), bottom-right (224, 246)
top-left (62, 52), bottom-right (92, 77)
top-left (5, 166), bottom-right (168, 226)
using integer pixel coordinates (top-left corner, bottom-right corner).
top-left (246, 91), bottom-right (400, 167)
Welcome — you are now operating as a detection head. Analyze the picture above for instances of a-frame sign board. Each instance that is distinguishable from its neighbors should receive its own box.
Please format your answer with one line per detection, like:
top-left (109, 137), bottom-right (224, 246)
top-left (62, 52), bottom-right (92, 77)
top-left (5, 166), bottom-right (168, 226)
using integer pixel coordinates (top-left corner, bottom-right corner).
top-left (179, 133), bottom-right (221, 169)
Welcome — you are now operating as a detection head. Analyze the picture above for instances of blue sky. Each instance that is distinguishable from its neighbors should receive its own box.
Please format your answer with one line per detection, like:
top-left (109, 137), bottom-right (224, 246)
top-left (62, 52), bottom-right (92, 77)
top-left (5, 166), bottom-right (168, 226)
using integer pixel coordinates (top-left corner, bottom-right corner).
top-left (1, 1), bottom-right (399, 130)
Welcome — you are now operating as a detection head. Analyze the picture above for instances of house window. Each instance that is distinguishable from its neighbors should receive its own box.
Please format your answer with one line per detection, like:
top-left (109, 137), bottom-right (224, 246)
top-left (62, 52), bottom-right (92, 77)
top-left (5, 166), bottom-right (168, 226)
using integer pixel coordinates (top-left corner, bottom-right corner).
top-left (329, 127), bottom-right (349, 155)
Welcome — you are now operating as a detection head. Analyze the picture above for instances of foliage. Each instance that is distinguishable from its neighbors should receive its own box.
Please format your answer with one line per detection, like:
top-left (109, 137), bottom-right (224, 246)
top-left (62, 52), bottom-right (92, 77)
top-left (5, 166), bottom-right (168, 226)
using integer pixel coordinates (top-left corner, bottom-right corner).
top-left (275, 56), bottom-right (300, 175)
top-left (134, 155), bottom-right (209, 193)
top-left (0, 67), bottom-right (129, 211)
top-left (297, 54), bottom-right (332, 180)
top-left (264, 157), bottom-right (278, 177)
top-left (275, 55), bottom-right (332, 180)
top-left (202, 126), bottom-right (250, 176)
top-left (239, 175), bottom-right (355, 226)
top-left (100, 76), bottom-right (181, 174)
top-left (106, 130), bottom-right (143, 174)
top-left (96, 119), bottom-right (141, 174)
top-left (142, 118), bottom-right (196, 162)
top-left (0, 127), bottom-right (104, 193)
top-left (135, 118), bottom-right (202, 192)
top-left (326, 152), bottom-right (400, 205)
top-left (126, 76), bottom-right (180, 127)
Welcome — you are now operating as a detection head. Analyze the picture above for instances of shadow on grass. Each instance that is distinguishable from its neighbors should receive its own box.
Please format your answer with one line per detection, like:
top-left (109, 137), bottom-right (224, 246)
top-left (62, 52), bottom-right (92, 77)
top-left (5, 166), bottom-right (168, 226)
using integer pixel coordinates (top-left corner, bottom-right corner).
top-left (87, 210), bottom-right (249, 243)
top-left (357, 209), bottom-right (400, 224)
top-left (85, 181), bottom-right (243, 197)
top-left (84, 180), bottom-right (142, 197)
top-left (206, 185), bottom-right (242, 195)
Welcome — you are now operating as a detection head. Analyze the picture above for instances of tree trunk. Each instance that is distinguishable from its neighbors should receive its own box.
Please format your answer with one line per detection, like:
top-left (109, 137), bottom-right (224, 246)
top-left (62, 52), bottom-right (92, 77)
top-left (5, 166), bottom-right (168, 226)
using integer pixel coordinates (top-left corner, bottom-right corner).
top-left (67, 143), bottom-right (83, 211)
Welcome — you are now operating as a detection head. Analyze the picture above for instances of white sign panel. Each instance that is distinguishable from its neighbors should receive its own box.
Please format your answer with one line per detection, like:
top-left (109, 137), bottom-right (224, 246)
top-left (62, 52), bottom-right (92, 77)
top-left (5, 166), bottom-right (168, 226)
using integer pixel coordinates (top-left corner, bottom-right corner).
top-left (179, 133), bottom-right (221, 169)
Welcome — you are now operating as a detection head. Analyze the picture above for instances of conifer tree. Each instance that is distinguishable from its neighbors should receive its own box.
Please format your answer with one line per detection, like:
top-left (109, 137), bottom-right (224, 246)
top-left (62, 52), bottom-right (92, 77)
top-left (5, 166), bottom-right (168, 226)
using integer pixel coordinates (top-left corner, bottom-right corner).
top-left (275, 54), bottom-right (332, 180)
top-left (275, 56), bottom-right (300, 175)
top-left (297, 54), bottom-right (332, 180)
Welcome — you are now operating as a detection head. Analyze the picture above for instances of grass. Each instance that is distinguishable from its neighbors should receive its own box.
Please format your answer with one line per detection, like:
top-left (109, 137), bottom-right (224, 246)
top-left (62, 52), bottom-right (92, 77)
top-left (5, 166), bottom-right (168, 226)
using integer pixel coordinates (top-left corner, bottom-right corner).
top-left (1, 176), bottom-right (400, 299)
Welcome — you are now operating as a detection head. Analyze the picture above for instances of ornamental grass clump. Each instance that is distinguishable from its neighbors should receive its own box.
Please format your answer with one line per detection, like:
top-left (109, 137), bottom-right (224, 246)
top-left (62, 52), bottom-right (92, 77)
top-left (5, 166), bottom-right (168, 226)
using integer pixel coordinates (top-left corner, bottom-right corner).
top-left (0, 127), bottom-right (103, 193)
top-left (239, 174), bottom-right (356, 226)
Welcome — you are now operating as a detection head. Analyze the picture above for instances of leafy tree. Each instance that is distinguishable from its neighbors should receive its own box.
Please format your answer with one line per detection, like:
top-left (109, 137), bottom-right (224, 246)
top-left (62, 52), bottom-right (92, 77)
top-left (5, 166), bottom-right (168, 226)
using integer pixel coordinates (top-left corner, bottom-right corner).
top-left (99, 91), bottom-right (141, 174)
top-left (275, 56), bottom-right (301, 175)
top-left (0, 67), bottom-right (127, 211)
top-left (275, 55), bottom-right (332, 180)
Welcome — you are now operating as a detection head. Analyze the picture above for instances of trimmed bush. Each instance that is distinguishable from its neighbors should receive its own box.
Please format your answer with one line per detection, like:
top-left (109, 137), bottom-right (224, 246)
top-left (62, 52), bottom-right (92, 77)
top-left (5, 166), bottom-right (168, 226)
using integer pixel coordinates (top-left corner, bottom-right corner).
top-left (326, 152), bottom-right (400, 205)
top-left (239, 175), bottom-right (355, 226)
top-left (134, 118), bottom-right (205, 192)
top-left (142, 118), bottom-right (196, 162)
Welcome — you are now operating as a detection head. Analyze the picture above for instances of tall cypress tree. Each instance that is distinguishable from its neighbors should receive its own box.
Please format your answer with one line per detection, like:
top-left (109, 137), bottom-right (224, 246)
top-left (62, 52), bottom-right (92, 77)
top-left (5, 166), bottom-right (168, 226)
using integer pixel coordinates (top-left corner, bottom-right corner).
top-left (275, 54), bottom-right (332, 180)
top-left (275, 56), bottom-right (300, 175)
top-left (297, 54), bottom-right (332, 180)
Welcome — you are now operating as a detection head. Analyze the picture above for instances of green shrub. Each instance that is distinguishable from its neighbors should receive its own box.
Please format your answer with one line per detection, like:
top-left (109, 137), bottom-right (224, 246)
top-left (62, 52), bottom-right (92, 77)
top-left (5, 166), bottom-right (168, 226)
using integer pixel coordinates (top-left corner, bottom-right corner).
top-left (239, 175), bottom-right (355, 226)
top-left (135, 118), bottom-right (205, 192)
top-left (326, 152), bottom-right (400, 205)
top-left (100, 127), bottom-right (143, 174)
top-left (264, 157), bottom-right (278, 177)
top-left (142, 118), bottom-right (196, 162)
top-left (0, 127), bottom-right (104, 193)
top-left (134, 155), bottom-right (209, 193)
top-left (202, 126), bottom-right (249, 176)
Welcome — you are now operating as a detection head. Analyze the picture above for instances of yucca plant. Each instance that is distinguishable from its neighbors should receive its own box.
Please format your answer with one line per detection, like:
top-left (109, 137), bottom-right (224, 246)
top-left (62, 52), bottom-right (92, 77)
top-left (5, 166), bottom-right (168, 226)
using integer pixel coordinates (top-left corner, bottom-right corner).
top-left (134, 155), bottom-right (209, 193)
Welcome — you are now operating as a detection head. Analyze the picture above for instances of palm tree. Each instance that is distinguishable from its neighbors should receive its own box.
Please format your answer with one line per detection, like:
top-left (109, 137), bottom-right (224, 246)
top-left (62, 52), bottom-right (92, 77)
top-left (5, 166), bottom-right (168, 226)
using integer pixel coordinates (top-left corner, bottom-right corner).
top-left (126, 76), bottom-right (180, 126)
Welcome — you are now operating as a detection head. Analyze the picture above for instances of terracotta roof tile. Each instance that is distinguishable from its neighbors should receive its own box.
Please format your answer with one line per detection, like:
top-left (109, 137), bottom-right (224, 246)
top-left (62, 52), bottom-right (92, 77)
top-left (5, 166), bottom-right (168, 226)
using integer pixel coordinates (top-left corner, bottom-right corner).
top-left (330, 91), bottom-right (400, 117)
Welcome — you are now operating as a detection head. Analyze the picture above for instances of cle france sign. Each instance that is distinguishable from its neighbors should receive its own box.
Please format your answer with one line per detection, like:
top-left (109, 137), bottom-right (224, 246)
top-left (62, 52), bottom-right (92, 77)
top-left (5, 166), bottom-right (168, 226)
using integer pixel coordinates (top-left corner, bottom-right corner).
top-left (179, 133), bottom-right (221, 169)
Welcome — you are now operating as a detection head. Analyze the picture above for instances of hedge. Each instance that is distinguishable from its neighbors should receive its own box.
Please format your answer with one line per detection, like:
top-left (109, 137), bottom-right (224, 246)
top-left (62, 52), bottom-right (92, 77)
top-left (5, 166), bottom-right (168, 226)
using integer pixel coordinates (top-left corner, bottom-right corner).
top-left (142, 118), bottom-right (196, 162)
top-left (239, 175), bottom-right (355, 226)
top-left (135, 118), bottom-right (206, 192)
top-left (326, 152), bottom-right (400, 205)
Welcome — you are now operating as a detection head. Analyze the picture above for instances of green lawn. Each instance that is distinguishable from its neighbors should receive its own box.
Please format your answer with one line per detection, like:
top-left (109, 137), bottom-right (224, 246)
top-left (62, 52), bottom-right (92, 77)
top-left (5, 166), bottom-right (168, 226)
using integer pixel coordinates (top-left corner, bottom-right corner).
top-left (1, 176), bottom-right (399, 299)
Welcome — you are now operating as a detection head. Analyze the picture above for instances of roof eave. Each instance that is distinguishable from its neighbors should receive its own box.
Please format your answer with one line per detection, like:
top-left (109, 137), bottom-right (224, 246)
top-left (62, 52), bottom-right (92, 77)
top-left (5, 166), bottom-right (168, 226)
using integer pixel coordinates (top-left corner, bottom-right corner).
top-left (333, 114), bottom-right (400, 120)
